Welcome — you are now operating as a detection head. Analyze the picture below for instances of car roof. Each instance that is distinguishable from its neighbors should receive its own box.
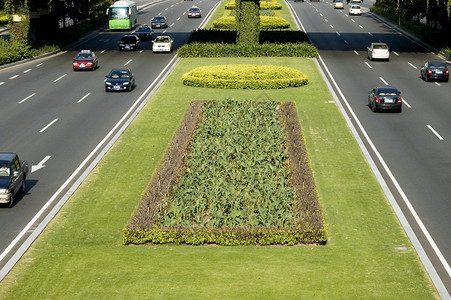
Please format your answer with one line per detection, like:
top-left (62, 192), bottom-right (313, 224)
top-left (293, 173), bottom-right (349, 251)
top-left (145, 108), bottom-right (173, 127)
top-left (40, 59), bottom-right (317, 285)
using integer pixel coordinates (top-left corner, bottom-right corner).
top-left (0, 152), bottom-right (16, 162)
top-left (376, 86), bottom-right (398, 93)
top-left (110, 69), bottom-right (130, 73)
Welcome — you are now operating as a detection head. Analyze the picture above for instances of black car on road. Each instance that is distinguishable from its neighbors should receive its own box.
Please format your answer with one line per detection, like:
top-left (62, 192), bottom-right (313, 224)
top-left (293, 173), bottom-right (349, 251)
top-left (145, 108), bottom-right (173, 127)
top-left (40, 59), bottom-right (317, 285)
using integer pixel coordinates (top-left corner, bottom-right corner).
top-left (151, 16), bottom-right (168, 28)
top-left (118, 35), bottom-right (141, 51)
top-left (105, 69), bottom-right (135, 92)
top-left (368, 87), bottom-right (402, 113)
top-left (136, 25), bottom-right (154, 40)
top-left (420, 61), bottom-right (449, 82)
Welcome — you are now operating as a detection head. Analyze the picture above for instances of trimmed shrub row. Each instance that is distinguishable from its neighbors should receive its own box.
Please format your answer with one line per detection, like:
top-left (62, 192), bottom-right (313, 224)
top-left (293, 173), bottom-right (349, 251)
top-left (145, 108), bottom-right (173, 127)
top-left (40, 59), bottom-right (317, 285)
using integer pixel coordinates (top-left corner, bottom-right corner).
top-left (0, 40), bottom-right (31, 65)
top-left (177, 42), bottom-right (318, 58)
top-left (187, 29), bottom-right (309, 44)
top-left (225, 0), bottom-right (282, 10)
top-left (182, 64), bottom-right (309, 89)
top-left (213, 16), bottom-right (289, 29)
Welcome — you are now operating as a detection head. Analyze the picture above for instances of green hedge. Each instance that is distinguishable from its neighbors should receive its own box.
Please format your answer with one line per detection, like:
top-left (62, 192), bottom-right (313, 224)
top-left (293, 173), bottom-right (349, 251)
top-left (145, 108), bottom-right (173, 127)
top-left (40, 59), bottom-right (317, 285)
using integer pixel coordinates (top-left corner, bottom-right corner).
top-left (213, 16), bottom-right (289, 29)
top-left (177, 42), bottom-right (318, 58)
top-left (182, 64), bottom-right (309, 89)
top-left (225, 0), bottom-right (282, 9)
top-left (187, 29), bottom-right (309, 44)
top-left (124, 227), bottom-right (327, 246)
top-left (0, 39), bottom-right (31, 65)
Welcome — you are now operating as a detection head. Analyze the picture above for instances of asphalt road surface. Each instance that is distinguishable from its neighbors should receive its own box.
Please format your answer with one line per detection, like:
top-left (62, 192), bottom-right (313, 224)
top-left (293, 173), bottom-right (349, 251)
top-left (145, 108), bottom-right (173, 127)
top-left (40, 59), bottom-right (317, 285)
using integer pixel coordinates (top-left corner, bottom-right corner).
top-left (287, 0), bottom-right (451, 296)
top-left (0, 0), bottom-right (218, 280)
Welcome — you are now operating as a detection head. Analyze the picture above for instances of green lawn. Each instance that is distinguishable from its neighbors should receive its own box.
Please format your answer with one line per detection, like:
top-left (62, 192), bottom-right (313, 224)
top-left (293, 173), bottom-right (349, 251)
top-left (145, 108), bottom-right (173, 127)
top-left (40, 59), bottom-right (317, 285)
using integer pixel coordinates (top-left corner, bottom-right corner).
top-left (0, 57), bottom-right (438, 298)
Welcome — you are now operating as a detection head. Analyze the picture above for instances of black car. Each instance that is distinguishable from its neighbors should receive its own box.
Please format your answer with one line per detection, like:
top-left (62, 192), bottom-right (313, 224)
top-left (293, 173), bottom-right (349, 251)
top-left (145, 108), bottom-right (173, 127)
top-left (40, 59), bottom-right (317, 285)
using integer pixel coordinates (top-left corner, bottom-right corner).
top-left (118, 35), bottom-right (141, 51)
top-left (368, 87), bottom-right (402, 113)
top-left (151, 16), bottom-right (168, 29)
top-left (136, 25), bottom-right (154, 40)
top-left (105, 69), bottom-right (135, 92)
top-left (420, 61), bottom-right (449, 82)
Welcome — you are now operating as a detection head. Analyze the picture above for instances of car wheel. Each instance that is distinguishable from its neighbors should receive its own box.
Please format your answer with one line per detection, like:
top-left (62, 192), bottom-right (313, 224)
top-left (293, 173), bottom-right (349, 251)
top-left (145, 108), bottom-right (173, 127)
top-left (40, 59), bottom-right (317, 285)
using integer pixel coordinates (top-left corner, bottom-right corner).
top-left (8, 193), bottom-right (14, 208)
top-left (425, 76), bottom-right (428, 82)
top-left (105, 88), bottom-right (109, 92)
top-left (371, 102), bottom-right (377, 112)
top-left (397, 107), bottom-right (402, 113)
top-left (21, 178), bottom-right (26, 193)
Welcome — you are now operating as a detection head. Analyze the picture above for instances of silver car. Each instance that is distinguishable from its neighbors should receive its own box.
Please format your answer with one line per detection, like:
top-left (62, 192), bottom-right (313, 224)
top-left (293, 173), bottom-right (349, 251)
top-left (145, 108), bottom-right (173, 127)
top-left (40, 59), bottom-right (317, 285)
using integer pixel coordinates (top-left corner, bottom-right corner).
top-left (367, 42), bottom-right (390, 61)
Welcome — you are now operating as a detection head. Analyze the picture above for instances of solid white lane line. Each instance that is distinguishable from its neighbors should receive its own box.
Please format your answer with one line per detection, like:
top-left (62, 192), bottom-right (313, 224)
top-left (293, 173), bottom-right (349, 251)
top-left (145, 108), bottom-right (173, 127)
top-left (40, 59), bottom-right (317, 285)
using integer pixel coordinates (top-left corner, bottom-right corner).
top-left (408, 62), bottom-right (417, 69)
top-left (354, 50), bottom-right (359, 55)
top-left (124, 59), bottom-right (132, 66)
top-left (379, 76), bottom-right (389, 85)
top-left (401, 98), bottom-right (411, 108)
top-left (365, 62), bottom-right (372, 68)
top-left (53, 74), bottom-right (67, 82)
top-left (18, 93), bottom-right (36, 104)
top-left (23, 69), bottom-right (32, 73)
top-left (9, 75), bottom-right (19, 80)
top-left (39, 119), bottom-right (58, 133)
top-left (427, 125), bottom-right (444, 140)
top-left (77, 93), bottom-right (91, 103)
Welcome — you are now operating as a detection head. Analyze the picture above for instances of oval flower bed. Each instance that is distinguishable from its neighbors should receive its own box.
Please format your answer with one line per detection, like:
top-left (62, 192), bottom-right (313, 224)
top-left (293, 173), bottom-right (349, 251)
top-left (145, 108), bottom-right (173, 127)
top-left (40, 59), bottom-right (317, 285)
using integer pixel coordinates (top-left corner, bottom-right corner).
top-left (182, 64), bottom-right (309, 89)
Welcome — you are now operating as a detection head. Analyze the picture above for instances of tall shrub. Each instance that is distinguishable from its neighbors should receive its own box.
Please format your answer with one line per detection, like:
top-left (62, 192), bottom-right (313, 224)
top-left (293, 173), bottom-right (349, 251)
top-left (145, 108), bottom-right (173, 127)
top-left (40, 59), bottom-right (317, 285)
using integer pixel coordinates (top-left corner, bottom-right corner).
top-left (236, 0), bottom-right (260, 45)
top-left (4, 0), bottom-right (30, 45)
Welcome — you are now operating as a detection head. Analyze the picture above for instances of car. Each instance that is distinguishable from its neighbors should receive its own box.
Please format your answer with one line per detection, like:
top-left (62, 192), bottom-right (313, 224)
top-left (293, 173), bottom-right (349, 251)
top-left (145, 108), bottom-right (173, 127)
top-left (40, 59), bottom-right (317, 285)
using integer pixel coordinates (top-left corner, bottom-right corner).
top-left (333, 0), bottom-right (344, 9)
top-left (105, 69), bottom-right (135, 92)
top-left (0, 152), bottom-right (28, 208)
top-left (420, 61), bottom-right (449, 82)
top-left (310, 0), bottom-right (319, 2)
top-left (73, 50), bottom-right (98, 71)
top-left (294, 0), bottom-right (305, 2)
top-left (118, 35), bottom-right (141, 51)
top-left (350, 0), bottom-right (362, 2)
top-left (367, 42), bottom-right (390, 61)
top-left (152, 36), bottom-right (173, 53)
top-left (151, 16), bottom-right (168, 29)
top-left (349, 4), bottom-right (362, 15)
top-left (187, 6), bottom-right (201, 18)
top-left (368, 87), bottom-right (402, 112)
top-left (136, 24), bottom-right (154, 40)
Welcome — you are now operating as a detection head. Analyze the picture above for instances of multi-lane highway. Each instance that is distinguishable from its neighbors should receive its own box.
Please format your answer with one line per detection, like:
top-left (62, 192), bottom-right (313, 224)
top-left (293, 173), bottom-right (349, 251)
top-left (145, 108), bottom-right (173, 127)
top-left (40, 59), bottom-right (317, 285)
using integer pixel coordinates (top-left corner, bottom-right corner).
top-left (288, 0), bottom-right (451, 296)
top-left (0, 0), bottom-right (218, 280)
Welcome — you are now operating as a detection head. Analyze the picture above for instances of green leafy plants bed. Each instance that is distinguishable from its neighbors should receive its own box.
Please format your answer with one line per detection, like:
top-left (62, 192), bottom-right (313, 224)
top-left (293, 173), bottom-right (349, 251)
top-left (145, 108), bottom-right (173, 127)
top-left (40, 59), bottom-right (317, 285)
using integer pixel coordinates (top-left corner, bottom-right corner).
top-left (124, 100), bottom-right (326, 245)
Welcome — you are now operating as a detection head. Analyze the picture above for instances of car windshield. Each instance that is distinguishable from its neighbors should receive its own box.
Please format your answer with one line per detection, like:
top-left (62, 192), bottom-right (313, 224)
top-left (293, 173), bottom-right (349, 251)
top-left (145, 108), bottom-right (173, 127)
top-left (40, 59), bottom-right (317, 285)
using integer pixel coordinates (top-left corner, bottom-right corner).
top-left (374, 44), bottom-right (388, 49)
top-left (189, 8), bottom-right (200, 11)
top-left (122, 36), bottom-right (137, 42)
top-left (351, 5), bottom-right (360, 8)
top-left (153, 17), bottom-right (165, 21)
top-left (75, 53), bottom-right (93, 60)
top-left (138, 27), bottom-right (150, 32)
top-left (429, 63), bottom-right (446, 68)
top-left (377, 88), bottom-right (398, 95)
top-left (110, 71), bottom-right (129, 79)
top-left (0, 162), bottom-right (11, 176)
top-left (155, 37), bottom-right (170, 43)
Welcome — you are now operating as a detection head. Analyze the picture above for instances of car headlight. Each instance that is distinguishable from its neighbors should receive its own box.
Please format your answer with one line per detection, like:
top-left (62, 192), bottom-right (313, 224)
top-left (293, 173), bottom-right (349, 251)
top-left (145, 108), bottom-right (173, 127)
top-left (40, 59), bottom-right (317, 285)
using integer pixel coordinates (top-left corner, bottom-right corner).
top-left (105, 82), bottom-right (112, 85)
top-left (0, 189), bottom-right (9, 194)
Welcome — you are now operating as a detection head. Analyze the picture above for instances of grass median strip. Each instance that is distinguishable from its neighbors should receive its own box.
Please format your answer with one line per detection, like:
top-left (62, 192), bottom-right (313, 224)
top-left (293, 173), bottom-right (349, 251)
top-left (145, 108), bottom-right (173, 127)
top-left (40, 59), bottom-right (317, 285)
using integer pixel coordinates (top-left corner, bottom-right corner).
top-left (0, 57), bottom-right (438, 298)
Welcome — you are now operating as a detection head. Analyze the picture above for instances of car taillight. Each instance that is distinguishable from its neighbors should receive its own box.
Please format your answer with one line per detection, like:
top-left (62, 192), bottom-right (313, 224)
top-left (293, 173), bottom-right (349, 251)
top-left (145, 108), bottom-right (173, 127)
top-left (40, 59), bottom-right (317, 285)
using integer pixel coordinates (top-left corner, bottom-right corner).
top-left (428, 69), bottom-right (432, 74)
top-left (397, 97), bottom-right (402, 103)
top-left (375, 97), bottom-right (380, 103)
top-left (446, 70), bottom-right (449, 75)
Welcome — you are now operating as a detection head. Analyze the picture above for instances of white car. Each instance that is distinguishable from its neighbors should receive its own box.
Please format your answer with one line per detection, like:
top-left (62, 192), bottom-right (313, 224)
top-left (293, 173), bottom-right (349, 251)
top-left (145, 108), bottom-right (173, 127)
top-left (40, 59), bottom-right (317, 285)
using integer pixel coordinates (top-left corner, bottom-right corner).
top-left (349, 4), bottom-right (362, 15)
top-left (152, 36), bottom-right (173, 53)
top-left (367, 42), bottom-right (390, 61)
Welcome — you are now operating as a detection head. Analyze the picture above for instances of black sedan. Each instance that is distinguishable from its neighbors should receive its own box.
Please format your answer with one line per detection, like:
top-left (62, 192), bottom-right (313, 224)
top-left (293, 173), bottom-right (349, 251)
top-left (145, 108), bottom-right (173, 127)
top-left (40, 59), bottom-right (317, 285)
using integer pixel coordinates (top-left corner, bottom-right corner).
top-left (420, 61), bottom-right (449, 82)
top-left (136, 24), bottom-right (154, 40)
top-left (368, 87), bottom-right (402, 113)
top-left (105, 69), bottom-right (135, 92)
top-left (151, 16), bottom-right (168, 29)
top-left (118, 35), bottom-right (141, 51)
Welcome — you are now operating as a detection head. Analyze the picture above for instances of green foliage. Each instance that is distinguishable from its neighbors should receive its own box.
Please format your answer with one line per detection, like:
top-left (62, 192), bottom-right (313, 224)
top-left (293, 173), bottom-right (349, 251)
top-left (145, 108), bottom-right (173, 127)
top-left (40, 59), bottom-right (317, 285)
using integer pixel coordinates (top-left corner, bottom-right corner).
top-left (182, 64), bottom-right (309, 89)
top-left (236, 0), bottom-right (260, 44)
top-left (442, 47), bottom-right (451, 58)
top-left (177, 42), bottom-right (318, 58)
top-left (188, 29), bottom-right (309, 44)
top-left (0, 38), bottom-right (31, 65)
top-left (213, 15), bottom-right (289, 29)
top-left (225, 0), bottom-right (282, 10)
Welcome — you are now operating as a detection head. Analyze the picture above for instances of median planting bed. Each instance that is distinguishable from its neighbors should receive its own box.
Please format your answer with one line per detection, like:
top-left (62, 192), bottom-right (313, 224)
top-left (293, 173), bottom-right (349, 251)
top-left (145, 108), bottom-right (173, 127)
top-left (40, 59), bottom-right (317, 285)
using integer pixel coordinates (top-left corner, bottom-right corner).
top-left (124, 100), bottom-right (326, 246)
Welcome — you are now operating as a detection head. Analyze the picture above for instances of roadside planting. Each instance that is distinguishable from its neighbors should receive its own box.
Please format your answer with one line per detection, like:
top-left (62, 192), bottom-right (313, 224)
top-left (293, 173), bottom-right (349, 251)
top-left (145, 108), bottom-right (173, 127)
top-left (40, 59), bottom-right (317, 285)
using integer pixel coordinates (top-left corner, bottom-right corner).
top-left (124, 100), bottom-right (326, 246)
